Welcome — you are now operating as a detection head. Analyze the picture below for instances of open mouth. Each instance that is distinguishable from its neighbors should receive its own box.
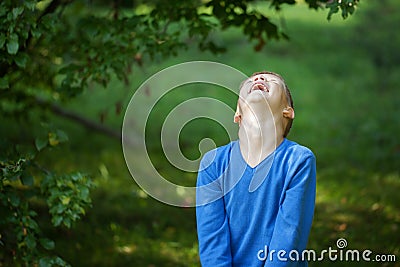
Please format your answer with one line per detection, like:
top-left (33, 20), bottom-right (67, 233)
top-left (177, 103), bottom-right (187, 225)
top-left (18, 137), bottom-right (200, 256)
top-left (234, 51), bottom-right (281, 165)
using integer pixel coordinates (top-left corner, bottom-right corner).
top-left (251, 83), bottom-right (269, 93)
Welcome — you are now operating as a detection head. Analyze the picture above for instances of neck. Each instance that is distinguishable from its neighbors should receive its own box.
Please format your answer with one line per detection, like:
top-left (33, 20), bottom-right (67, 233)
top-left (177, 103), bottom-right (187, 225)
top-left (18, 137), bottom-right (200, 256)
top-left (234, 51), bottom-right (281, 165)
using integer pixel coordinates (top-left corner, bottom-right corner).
top-left (238, 106), bottom-right (285, 167)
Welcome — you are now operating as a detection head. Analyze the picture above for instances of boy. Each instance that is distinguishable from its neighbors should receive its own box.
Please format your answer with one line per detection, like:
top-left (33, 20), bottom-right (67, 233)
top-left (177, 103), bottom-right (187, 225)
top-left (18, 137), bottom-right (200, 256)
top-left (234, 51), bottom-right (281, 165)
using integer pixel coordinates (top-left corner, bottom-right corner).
top-left (196, 71), bottom-right (316, 266)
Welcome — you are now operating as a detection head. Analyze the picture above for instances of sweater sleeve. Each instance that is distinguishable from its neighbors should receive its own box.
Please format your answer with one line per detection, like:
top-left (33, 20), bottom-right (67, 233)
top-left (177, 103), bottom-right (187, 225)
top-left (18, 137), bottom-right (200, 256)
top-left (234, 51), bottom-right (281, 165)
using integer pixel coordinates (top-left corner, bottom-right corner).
top-left (196, 154), bottom-right (233, 267)
top-left (264, 154), bottom-right (316, 267)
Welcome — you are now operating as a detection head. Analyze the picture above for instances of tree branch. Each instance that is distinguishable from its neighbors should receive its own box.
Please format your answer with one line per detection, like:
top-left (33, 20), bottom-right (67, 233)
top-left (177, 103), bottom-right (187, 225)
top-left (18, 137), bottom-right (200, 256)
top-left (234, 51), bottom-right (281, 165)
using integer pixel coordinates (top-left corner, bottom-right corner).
top-left (36, 98), bottom-right (121, 141)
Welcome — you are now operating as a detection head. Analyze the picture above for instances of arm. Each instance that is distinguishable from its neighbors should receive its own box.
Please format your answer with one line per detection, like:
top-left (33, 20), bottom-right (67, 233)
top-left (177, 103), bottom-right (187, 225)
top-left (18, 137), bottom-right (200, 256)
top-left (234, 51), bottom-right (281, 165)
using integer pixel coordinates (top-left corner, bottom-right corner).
top-left (264, 154), bottom-right (316, 266)
top-left (196, 156), bottom-right (232, 267)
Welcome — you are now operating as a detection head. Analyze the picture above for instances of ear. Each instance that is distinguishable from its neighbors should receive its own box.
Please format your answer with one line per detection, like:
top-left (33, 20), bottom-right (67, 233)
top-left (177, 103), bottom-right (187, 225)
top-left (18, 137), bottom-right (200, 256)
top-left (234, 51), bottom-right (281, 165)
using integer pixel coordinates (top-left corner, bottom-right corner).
top-left (234, 104), bottom-right (242, 124)
top-left (283, 107), bottom-right (295, 119)
top-left (234, 112), bottom-right (241, 124)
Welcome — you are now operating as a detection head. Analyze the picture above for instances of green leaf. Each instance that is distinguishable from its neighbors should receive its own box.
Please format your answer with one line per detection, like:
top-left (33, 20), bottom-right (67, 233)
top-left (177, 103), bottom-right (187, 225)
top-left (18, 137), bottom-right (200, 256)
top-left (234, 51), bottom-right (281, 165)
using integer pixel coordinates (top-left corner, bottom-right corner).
top-left (41, 14), bottom-right (57, 32)
top-left (0, 76), bottom-right (9, 89)
top-left (39, 256), bottom-right (69, 267)
top-left (54, 256), bottom-right (68, 266)
top-left (12, 7), bottom-right (24, 19)
top-left (48, 132), bottom-right (59, 146)
top-left (48, 130), bottom-right (68, 146)
top-left (31, 27), bottom-right (42, 38)
top-left (79, 186), bottom-right (89, 200)
top-left (35, 137), bottom-right (48, 151)
top-left (56, 204), bottom-right (66, 214)
top-left (0, 34), bottom-right (5, 48)
top-left (56, 129), bottom-right (69, 143)
top-left (24, 1), bottom-right (36, 11)
top-left (25, 217), bottom-right (39, 231)
top-left (9, 194), bottom-right (20, 207)
top-left (14, 52), bottom-right (29, 68)
top-left (52, 215), bottom-right (63, 227)
top-left (60, 196), bottom-right (71, 205)
top-left (63, 217), bottom-right (71, 228)
top-left (39, 238), bottom-right (55, 250)
top-left (29, 210), bottom-right (38, 217)
top-left (0, 5), bottom-right (6, 17)
top-left (21, 173), bottom-right (34, 186)
top-left (7, 34), bottom-right (19, 55)
top-left (38, 257), bottom-right (52, 267)
top-left (25, 234), bottom-right (37, 249)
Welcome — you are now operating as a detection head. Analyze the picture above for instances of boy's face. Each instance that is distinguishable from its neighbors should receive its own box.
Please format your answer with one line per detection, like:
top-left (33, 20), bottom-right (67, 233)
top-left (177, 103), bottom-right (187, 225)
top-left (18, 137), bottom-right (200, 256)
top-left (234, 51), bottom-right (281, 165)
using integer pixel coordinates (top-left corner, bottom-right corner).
top-left (238, 73), bottom-right (288, 112)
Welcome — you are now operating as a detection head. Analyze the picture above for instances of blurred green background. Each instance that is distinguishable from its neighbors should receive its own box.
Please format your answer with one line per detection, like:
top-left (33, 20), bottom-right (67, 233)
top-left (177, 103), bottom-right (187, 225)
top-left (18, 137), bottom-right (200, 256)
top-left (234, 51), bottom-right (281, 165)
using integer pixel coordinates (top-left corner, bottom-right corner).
top-left (1, 0), bottom-right (399, 266)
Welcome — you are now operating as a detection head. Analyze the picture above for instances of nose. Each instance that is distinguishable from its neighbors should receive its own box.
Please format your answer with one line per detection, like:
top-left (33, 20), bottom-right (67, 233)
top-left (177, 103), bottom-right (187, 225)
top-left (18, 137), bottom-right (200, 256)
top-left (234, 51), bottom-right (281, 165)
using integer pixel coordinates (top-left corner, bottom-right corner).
top-left (253, 76), bottom-right (265, 82)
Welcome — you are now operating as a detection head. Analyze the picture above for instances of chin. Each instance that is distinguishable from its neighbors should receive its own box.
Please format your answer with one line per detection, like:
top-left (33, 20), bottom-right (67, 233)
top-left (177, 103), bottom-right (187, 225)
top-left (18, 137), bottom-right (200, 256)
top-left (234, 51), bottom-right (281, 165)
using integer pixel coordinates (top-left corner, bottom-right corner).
top-left (246, 91), bottom-right (269, 103)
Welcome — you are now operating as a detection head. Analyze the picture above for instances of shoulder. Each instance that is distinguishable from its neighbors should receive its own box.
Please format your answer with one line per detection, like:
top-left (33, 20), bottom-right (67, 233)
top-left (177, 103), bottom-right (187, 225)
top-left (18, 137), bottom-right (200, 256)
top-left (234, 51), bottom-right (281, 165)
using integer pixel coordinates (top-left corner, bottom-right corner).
top-left (281, 139), bottom-right (315, 163)
top-left (199, 140), bottom-right (237, 172)
top-left (281, 139), bottom-right (316, 185)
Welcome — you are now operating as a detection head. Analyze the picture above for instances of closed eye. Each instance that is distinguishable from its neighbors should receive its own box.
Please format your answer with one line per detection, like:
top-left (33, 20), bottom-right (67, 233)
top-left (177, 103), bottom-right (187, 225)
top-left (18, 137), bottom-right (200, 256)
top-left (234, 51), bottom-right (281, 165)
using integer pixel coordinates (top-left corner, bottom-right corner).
top-left (267, 80), bottom-right (280, 85)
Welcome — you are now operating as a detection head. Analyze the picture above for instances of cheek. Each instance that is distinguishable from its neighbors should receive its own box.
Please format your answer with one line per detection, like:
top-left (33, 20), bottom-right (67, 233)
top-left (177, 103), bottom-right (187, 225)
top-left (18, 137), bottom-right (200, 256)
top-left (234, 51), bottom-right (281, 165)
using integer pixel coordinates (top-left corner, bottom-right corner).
top-left (238, 90), bottom-right (249, 101)
top-left (241, 83), bottom-right (252, 93)
top-left (268, 90), bottom-right (285, 108)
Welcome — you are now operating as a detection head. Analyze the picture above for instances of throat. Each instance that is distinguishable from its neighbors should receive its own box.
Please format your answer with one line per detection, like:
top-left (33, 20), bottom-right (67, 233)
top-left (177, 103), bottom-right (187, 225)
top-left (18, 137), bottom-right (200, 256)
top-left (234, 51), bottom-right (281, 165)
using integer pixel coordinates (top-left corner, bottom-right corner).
top-left (238, 125), bottom-right (279, 168)
top-left (237, 105), bottom-right (285, 167)
top-left (239, 139), bottom-right (276, 168)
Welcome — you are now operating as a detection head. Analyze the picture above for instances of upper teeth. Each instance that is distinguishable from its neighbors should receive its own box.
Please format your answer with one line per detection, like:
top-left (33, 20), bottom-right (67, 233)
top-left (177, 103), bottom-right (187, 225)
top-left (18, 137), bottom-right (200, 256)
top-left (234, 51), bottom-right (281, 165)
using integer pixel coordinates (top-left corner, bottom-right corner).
top-left (253, 84), bottom-right (268, 91)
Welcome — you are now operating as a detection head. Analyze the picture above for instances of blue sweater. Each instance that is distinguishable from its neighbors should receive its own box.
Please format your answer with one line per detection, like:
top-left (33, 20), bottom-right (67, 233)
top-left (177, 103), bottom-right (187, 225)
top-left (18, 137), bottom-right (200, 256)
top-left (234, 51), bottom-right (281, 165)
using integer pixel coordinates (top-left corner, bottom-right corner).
top-left (196, 138), bottom-right (316, 267)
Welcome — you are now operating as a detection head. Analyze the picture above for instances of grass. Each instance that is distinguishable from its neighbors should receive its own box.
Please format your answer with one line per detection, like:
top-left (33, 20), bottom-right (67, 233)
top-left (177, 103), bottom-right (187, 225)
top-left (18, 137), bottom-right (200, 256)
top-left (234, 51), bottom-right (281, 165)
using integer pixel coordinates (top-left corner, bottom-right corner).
top-left (5, 1), bottom-right (400, 266)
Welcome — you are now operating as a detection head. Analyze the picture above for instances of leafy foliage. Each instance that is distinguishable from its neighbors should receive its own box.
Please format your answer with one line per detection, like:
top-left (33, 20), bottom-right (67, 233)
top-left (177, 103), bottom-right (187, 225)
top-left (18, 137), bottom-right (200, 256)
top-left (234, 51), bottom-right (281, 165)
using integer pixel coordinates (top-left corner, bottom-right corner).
top-left (0, 132), bottom-right (92, 265)
top-left (325, 0), bottom-right (359, 19)
top-left (41, 172), bottom-right (94, 228)
top-left (0, 0), bottom-right (359, 265)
